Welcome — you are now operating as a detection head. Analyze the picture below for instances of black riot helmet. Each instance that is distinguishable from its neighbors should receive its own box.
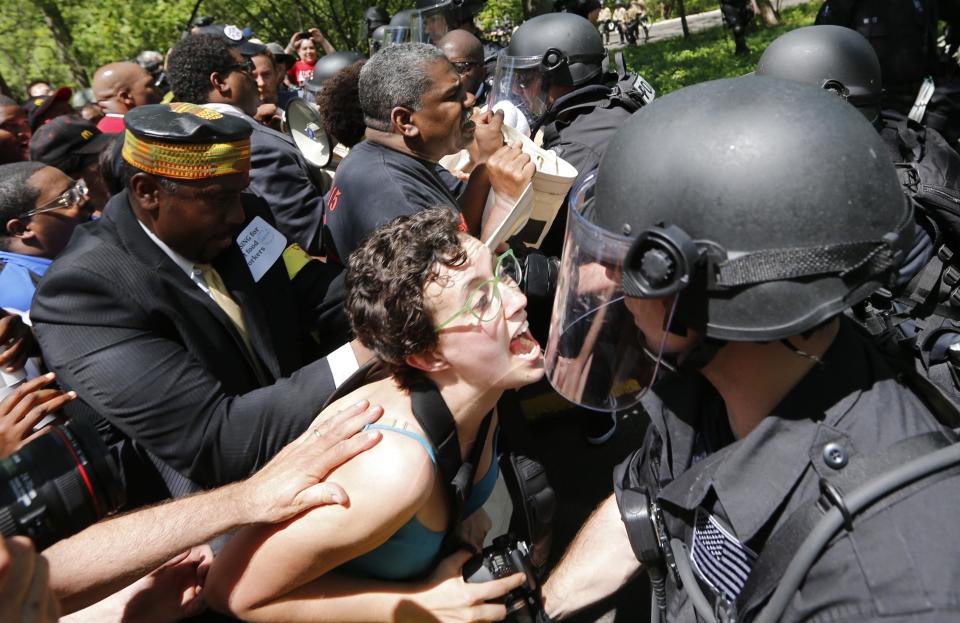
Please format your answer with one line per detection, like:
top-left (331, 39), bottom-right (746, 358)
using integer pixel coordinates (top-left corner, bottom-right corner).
top-left (391, 8), bottom-right (419, 27)
top-left (304, 52), bottom-right (366, 99)
top-left (412, 0), bottom-right (486, 44)
top-left (364, 6), bottom-right (390, 31)
top-left (488, 12), bottom-right (606, 127)
top-left (756, 25), bottom-right (882, 122)
top-left (504, 13), bottom-right (606, 88)
top-left (544, 76), bottom-right (911, 411)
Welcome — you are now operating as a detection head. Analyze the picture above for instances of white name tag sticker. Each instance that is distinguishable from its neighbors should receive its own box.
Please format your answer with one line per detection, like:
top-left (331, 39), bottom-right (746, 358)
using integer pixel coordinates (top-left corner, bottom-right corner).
top-left (236, 216), bottom-right (287, 282)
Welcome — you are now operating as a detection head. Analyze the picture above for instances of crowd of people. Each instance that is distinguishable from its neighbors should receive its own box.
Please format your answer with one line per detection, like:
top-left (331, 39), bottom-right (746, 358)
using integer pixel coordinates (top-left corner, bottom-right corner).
top-left (3, 0), bottom-right (960, 622)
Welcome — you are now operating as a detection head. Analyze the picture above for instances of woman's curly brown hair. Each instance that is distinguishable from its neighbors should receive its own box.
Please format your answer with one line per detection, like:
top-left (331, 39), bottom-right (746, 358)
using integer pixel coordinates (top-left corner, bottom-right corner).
top-left (346, 208), bottom-right (468, 389)
top-left (316, 60), bottom-right (366, 148)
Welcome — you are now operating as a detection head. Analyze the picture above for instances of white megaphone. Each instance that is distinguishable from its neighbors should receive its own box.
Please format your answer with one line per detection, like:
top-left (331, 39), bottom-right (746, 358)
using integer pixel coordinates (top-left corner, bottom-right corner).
top-left (286, 97), bottom-right (332, 169)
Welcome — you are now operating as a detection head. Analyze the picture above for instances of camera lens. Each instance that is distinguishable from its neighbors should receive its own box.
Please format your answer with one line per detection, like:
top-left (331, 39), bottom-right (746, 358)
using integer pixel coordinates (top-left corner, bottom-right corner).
top-left (0, 418), bottom-right (125, 550)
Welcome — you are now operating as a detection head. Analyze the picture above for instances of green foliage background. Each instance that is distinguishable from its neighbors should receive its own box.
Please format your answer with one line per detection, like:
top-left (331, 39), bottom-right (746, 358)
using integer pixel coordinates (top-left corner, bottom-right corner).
top-left (0, 0), bottom-right (817, 100)
top-left (621, 1), bottom-right (820, 95)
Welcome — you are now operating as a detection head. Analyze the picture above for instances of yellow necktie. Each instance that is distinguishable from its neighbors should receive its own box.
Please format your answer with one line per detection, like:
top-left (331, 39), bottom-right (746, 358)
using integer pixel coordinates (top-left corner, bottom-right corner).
top-left (195, 263), bottom-right (255, 356)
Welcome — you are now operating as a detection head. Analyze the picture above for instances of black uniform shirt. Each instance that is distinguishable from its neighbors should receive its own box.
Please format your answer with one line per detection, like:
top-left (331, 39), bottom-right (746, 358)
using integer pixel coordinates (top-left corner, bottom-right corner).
top-left (322, 139), bottom-right (461, 263)
top-left (537, 85), bottom-right (637, 256)
top-left (625, 319), bottom-right (960, 621)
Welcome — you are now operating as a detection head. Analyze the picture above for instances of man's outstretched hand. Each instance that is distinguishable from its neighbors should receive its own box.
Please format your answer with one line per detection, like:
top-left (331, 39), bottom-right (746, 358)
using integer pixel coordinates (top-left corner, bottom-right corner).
top-left (237, 400), bottom-right (384, 524)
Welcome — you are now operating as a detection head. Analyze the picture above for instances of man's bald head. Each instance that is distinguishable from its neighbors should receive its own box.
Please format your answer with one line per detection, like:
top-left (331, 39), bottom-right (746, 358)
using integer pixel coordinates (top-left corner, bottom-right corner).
top-left (437, 29), bottom-right (485, 95)
top-left (438, 29), bottom-right (484, 63)
top-left (93, 62), bottom-right (161, 114)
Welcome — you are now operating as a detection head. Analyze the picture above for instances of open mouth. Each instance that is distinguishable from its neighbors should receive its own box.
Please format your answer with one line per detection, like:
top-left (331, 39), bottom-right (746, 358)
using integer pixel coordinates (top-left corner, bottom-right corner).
top-left (509, 320), bottom-right (541, 360)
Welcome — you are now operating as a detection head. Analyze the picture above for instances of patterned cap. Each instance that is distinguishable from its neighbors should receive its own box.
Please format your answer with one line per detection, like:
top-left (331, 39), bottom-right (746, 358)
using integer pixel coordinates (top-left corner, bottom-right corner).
top-left (122, 102), bottom-right (252, 180)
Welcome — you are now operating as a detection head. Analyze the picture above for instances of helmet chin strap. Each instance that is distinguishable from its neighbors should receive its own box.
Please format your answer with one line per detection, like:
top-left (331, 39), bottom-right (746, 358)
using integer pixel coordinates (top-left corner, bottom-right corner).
top-left (779, 338), bottom-right (825, 366)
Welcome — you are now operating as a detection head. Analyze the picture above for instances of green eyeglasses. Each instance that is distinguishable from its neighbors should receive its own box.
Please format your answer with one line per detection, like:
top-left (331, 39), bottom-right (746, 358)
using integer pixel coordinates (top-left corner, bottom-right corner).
top-left (436, 248), bottom-right (523, 331)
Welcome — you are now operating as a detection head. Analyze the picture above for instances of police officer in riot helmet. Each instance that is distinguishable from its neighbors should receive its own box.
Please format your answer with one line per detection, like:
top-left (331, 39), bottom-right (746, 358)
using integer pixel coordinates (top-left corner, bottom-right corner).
top-left (493, 11), bottom-right (653, 443)
top-left (361, 6), bottom-right (391, 51)
top-left (493, 11), bottom-right (653, 257)
top-left (758, 25), bottom-right (960, 404)
top-left (369, 10), bottom-right (416, 56)
top-left (413, 0), bottom-right (485, 43)
top-left (814, 0), bottom-right (960, 145)
top-left (413, 0), bottom-right (504, 72)
top-left (539, 76), bottom-right (960, 622)
top-left (363, 6), bottom-right (390, 36)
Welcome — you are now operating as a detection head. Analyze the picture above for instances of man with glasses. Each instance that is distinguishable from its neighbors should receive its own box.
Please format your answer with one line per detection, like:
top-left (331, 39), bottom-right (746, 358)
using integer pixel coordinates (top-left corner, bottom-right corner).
top-left (29, 115), bottom-right (115, 215)
top-left (438, 29), bottom-right (490, 106)
top-left (167, 32), bottom-right (329, 256)
top-left (0, 162), bottom-right (93, 316)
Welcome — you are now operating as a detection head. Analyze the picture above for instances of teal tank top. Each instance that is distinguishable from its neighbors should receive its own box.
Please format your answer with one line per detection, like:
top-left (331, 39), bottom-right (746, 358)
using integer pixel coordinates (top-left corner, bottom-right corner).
top-left (338, 421), bottom-right (499, 580)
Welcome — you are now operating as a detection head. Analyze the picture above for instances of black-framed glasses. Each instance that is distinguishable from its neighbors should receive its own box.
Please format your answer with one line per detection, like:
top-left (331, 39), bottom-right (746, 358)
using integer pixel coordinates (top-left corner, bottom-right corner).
top-left (223, 58), bottom-right (255, 75)
top-left (436, 248), bottom-right (523, 331)
top-left (451, 60), bottom-right (481, 74)
top-left (18, 179), bottom-right (89, 219)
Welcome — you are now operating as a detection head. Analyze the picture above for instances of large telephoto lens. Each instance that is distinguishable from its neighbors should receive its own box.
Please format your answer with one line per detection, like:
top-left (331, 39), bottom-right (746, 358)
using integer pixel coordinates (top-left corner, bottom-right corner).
top-left (0, 418), bottom-right (125, 550)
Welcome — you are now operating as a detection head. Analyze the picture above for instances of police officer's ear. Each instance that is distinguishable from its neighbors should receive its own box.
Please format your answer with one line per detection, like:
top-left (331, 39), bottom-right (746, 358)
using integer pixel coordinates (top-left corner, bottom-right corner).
top-left (390, 106), bottom-right (420, 138)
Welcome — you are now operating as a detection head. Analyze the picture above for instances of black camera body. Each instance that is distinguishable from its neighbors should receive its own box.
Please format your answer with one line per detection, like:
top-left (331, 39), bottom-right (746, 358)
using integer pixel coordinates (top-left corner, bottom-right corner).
top-left (463, 536), bottom-right (544, 623)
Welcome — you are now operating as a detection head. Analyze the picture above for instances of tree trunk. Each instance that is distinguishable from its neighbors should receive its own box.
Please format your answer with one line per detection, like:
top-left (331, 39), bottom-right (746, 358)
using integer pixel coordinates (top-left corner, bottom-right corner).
top-left (30, 0), bottom-right (89, 88)
top-left (755, 0), bottom-right (779, 26)
top-left (676, 0), bottom-right (689, 37)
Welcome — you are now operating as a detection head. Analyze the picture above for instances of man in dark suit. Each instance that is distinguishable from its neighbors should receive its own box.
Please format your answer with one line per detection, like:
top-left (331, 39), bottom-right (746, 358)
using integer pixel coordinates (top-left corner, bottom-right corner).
top-left (166, 30), bottom-right (327, 255)
top-left (31, 103), bottom-right (354, 496)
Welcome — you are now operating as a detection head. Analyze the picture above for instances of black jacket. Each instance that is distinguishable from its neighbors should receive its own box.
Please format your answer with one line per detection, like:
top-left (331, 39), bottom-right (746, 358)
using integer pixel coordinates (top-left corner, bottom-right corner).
top-left (537, 79), bottom-right (643, 256)
top-left (32, 191), bottom-right (349, 490)
top-left (242, 111), bottom-right (327, 255)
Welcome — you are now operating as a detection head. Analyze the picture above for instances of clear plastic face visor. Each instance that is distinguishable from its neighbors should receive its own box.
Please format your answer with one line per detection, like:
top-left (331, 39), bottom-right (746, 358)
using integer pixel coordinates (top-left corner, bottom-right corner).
top-left (411, 4), bottom-right (450, 44)
top-left (488, 50), bottom-right (550, 129)
top-left (370, 26), bottom-right (410, 55)
top-left (544, 174), bottom-right (678, 412)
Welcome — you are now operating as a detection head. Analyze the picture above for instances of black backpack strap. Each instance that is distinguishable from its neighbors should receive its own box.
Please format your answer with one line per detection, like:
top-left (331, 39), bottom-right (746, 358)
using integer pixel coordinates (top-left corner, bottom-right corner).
top-left (409, 378), bottom-right (492, 546)
top-left (735, 429), bottom-right (959, 619)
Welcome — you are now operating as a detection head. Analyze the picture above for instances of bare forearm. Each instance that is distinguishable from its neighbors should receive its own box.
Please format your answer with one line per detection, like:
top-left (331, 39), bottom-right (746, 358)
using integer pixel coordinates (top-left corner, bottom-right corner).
top-left (458, 164), bottom-right (491, 236)
top-left (45, 482), bottom-right (249, 613)
top-left (233, 573), bottom-right (423, 623)
top-left (542, 494), bottom-right (643, 620)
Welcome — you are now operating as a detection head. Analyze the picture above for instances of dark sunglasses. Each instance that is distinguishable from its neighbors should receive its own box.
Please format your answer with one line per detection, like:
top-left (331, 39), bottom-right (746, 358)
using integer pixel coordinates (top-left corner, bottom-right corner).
top-left (223, 58), bottom-right (255, 75)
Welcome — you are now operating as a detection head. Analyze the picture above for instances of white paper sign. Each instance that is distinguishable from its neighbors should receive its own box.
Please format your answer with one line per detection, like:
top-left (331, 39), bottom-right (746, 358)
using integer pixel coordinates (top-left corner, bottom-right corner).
top-left (237, 216), bottom-right (286, 283)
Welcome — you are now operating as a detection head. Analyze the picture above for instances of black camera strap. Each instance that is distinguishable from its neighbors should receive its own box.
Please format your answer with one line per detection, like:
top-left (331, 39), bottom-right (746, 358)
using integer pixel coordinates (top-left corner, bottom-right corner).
top-left (409, 378), bottom-right (492, 544)
top-left (323, 360), bottom-right (494, 555)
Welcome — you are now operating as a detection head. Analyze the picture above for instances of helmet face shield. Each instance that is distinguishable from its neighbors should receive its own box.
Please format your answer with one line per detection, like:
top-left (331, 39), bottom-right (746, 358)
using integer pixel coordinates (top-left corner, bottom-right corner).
top-left (544, 175), bottom-right (664, 412)
top-left (489, 50), bottom-right (550, 129)
top-left (370, 26), bottom-right (410, 55)
top-left (412, 4), bottom-right (450, 44)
